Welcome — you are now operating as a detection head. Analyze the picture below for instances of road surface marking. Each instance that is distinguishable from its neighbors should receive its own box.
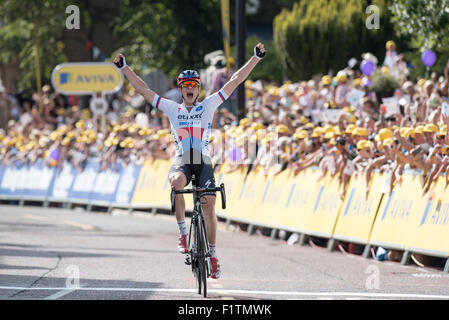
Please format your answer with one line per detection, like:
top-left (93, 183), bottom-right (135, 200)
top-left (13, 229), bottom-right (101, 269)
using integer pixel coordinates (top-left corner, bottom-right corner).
top-left (24, 214), bottom-right (95, 231)
top-left (60, 220), bottom-right (96, 231)
top-left (24, 214), bottom-right (49, 221)
top-left (2, 286), bottom-right (449, 299)
top-left (45, 288), bottom-right (78, 300)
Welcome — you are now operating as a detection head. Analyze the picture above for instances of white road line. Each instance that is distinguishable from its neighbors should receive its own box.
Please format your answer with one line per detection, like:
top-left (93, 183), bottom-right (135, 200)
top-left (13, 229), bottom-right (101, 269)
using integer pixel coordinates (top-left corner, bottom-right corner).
top-left (45, 288), bottom-right (78, 300)
top-left (1, 286), bottom-right (449, 299)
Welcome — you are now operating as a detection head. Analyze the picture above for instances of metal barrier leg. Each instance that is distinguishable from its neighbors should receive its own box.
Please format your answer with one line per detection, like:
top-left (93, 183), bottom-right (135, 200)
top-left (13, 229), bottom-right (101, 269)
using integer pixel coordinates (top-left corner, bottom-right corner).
top-left (86, 203), bottom-right (92, 212)
top-left (247, 224), bottom-right (255, 235)
top-left (299, 233), bottom-right (307, 246)
top-left (225, 218), bottom-right (232, 230)
top-left (327, 238), bottom-right (335, 252)
top-left (151, 207), bottom-right (157, 215)
top-left (444, 259), bottom-right (449, 273)
top-left (128, 206), bottom-right (133, 215)
top-left (362, 244), bottom-right (372, 259)
top-left (401, 250), bottom-right (410, 265)
top-left (270, 229), bottom-right (278, 240)
top-left (19, 198), bottom-right (24, 206)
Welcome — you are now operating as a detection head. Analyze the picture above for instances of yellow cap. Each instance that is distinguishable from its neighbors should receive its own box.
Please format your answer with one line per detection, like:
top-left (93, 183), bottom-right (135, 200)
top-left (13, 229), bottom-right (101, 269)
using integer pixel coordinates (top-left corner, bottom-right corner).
top-left (352, 127), bottom-right (369, 137)
top-left (414, 125), bottom-right (425, 134)
top-left (324, 124), bottom-right (335, 134)
top-left (424, 123), bottom-right (438, 133)
top-left (305, 122), bottom-right (315, 129)
top-left (357, 139), bottom-right (374, 150)
top-left (321, 75), bottom-right (332, 85)
top-left (386, 40), bottom-right (396, 49)
top-left (383, 138), bottom-right (393, 147)
top-left (348, 115), bottom-right (357, 124)
top-left (250, 122), bottom-right (264, 131)
top-left (294, 130), bottom-right (307, 140)
top-left (345, 124), bottom-right (356, 134)
top-left (378, 128), bottom-right (393, 141)
top-left (418, 79), bottom-right (426, 87)
top-left (402, 127), bottom-right (415, 139)
top-left (276, 124), bottom-right (290, 134)
top-left (239, 118), bottom-right (251, 127)
top-left (335, 71), bottom-right (347, 82)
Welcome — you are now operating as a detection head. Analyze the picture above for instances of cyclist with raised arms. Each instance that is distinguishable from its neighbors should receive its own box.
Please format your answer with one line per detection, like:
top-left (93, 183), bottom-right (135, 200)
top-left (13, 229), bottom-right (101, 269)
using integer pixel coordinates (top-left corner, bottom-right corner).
top-left (113, 43), bottom-right (265, 279)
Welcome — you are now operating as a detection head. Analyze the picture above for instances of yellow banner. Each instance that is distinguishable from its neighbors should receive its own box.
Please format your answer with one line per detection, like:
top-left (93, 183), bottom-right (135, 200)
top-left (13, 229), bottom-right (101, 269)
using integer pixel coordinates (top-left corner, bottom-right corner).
top-left (51, 62), bottom-right (123, 94)
top-left (215, 163), bottom-right (246, 217)
top-left (332, 172), bottom-right (385, 244)
top-left (282, 168), bottom-right (320, 232)
top-left (303, 170), bottom-right (345, 237)
top-left (230, 165), bottom-right (266, 222)
top-left (369, 173), bottom-right (428, 249)
top-left (220, 0), bottom-right (231, 73)
top-left (402, 176), bottom-right (449, 256)
top-left (250, 168), bottom-right (292, 227)
top-left (131, 159), bottom-right (171, 209)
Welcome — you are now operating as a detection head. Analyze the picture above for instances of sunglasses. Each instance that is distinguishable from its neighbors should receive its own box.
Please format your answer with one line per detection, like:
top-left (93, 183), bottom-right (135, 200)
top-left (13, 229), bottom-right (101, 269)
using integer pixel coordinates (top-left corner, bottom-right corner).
top-left (180, 81), bottom-right (199, 88)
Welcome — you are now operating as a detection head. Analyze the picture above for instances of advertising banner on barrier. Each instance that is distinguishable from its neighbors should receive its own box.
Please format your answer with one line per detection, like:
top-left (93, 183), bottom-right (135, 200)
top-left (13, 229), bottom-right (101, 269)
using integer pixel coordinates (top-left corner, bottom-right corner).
top-left (302, 171), bottom-right (344, 237)
top-left (332, 172), bottom-right (385, 244)
top-left (48, 161), bottom-right (77, 201)
top-left (250, 168), bottom-right (292, 227)
top-left (69, 160), bottom-right (100, 202)
top-left (230, 165), bottom-right (265, 222)
top-left (0, 160), bottom-right (55, 200)
top-left (401, 177), bottom-right (449, 256)
top-left (215, 163), bottom-right (246, 216)
top-left (114, 164), bottom-right (141, 205)
top-left (369, 172), bottom-right (428, 249)
top-left (89, 166), bottom-right (121, 204)
top-left (283, 168), bottom-right (320, 232)
top-left (131, 159), bottom-right (172, 209)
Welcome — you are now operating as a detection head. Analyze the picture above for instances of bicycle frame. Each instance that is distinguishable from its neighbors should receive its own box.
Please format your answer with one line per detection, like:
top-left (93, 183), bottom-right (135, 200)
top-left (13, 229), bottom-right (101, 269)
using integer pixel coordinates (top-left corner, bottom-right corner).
top-left (171, 175), bottom-right (226, 297)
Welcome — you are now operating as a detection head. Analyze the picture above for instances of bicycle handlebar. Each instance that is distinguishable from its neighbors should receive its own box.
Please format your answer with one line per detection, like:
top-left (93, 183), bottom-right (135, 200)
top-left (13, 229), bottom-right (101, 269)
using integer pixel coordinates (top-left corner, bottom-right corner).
top-left (171, 183), bottom-right (226, 212)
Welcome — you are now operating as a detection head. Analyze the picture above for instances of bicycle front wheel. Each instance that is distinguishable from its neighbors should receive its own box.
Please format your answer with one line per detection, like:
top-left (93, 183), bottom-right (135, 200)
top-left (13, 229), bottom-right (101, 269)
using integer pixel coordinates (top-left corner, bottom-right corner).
top-left (197, 214), bottom-right (208, 298)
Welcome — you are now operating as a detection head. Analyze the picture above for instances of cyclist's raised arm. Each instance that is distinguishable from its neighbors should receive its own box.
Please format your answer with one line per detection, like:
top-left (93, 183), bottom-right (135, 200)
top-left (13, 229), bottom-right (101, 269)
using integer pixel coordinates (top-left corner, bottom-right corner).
top-left (113, 53), bottom-right (156, 105)
top-left (221, 43), bottom-right (265, 98)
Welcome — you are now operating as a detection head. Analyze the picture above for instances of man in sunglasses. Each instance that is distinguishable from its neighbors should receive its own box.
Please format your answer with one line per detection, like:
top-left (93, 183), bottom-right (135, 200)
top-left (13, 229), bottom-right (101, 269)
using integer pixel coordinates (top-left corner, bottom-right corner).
top-left (113, 43), bottom-right (266, 279)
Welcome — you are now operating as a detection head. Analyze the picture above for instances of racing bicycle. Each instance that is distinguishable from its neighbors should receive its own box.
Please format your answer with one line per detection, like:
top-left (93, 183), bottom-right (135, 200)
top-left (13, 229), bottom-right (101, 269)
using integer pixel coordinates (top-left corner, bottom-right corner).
top-left (170, 175), bottom-right (226, 298)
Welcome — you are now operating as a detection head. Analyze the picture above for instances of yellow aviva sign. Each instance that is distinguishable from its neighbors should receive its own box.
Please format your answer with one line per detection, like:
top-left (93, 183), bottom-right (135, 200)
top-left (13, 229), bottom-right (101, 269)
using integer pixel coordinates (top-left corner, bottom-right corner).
top-left (51, 62), bottom-right (123, 94)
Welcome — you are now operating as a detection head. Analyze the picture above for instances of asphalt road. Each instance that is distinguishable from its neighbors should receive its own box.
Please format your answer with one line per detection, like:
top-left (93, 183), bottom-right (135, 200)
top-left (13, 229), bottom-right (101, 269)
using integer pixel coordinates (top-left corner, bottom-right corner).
top-left (1, 204), bottom-right (449, 300)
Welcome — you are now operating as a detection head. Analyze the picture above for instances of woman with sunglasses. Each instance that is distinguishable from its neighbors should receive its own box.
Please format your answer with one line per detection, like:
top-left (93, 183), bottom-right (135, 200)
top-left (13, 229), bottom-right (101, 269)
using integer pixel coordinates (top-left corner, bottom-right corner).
top-left (113, 43), bottom-right (266, 279)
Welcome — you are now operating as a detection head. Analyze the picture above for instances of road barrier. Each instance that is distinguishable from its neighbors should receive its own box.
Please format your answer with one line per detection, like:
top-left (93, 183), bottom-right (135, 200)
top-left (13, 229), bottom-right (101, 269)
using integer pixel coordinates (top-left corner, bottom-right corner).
top-left (0, 159), bottom-right (140, 211)
top-left (1, 158), bottom-right (448, 271)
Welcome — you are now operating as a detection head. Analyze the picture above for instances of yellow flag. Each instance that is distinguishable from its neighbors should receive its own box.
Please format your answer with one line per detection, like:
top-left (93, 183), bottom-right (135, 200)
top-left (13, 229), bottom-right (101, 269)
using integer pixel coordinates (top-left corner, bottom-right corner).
top-left (221, 0), bottom-right (231, 76)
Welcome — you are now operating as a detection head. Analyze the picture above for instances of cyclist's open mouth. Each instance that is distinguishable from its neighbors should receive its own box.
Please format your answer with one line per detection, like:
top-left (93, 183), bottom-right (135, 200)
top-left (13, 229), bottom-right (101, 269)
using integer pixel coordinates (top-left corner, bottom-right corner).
top-left (187, 93), bottom-right (194, 99)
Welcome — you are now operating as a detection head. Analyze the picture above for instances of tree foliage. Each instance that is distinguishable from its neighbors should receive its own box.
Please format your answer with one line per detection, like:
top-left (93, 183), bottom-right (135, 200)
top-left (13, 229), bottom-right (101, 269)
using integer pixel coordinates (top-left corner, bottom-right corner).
top-left (0, 0), bottom-right (70, 91)
top-left (390, 0), bottom-right (449, 51)
top-left (273, 0), bottom-right (404, 81)
top-left (114, 0), bottom-right (223, 78)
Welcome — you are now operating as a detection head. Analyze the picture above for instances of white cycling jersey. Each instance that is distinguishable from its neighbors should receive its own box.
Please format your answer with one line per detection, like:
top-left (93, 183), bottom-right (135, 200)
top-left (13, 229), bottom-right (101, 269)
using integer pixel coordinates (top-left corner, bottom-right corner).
top-left (152, 90), bottom-right (228, 158)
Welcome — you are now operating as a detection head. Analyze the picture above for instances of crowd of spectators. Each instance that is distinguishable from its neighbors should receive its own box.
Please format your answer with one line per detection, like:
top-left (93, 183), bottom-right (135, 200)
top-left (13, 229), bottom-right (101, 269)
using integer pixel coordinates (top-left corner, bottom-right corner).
top-left (1, 40), bottom-right (449, 202)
